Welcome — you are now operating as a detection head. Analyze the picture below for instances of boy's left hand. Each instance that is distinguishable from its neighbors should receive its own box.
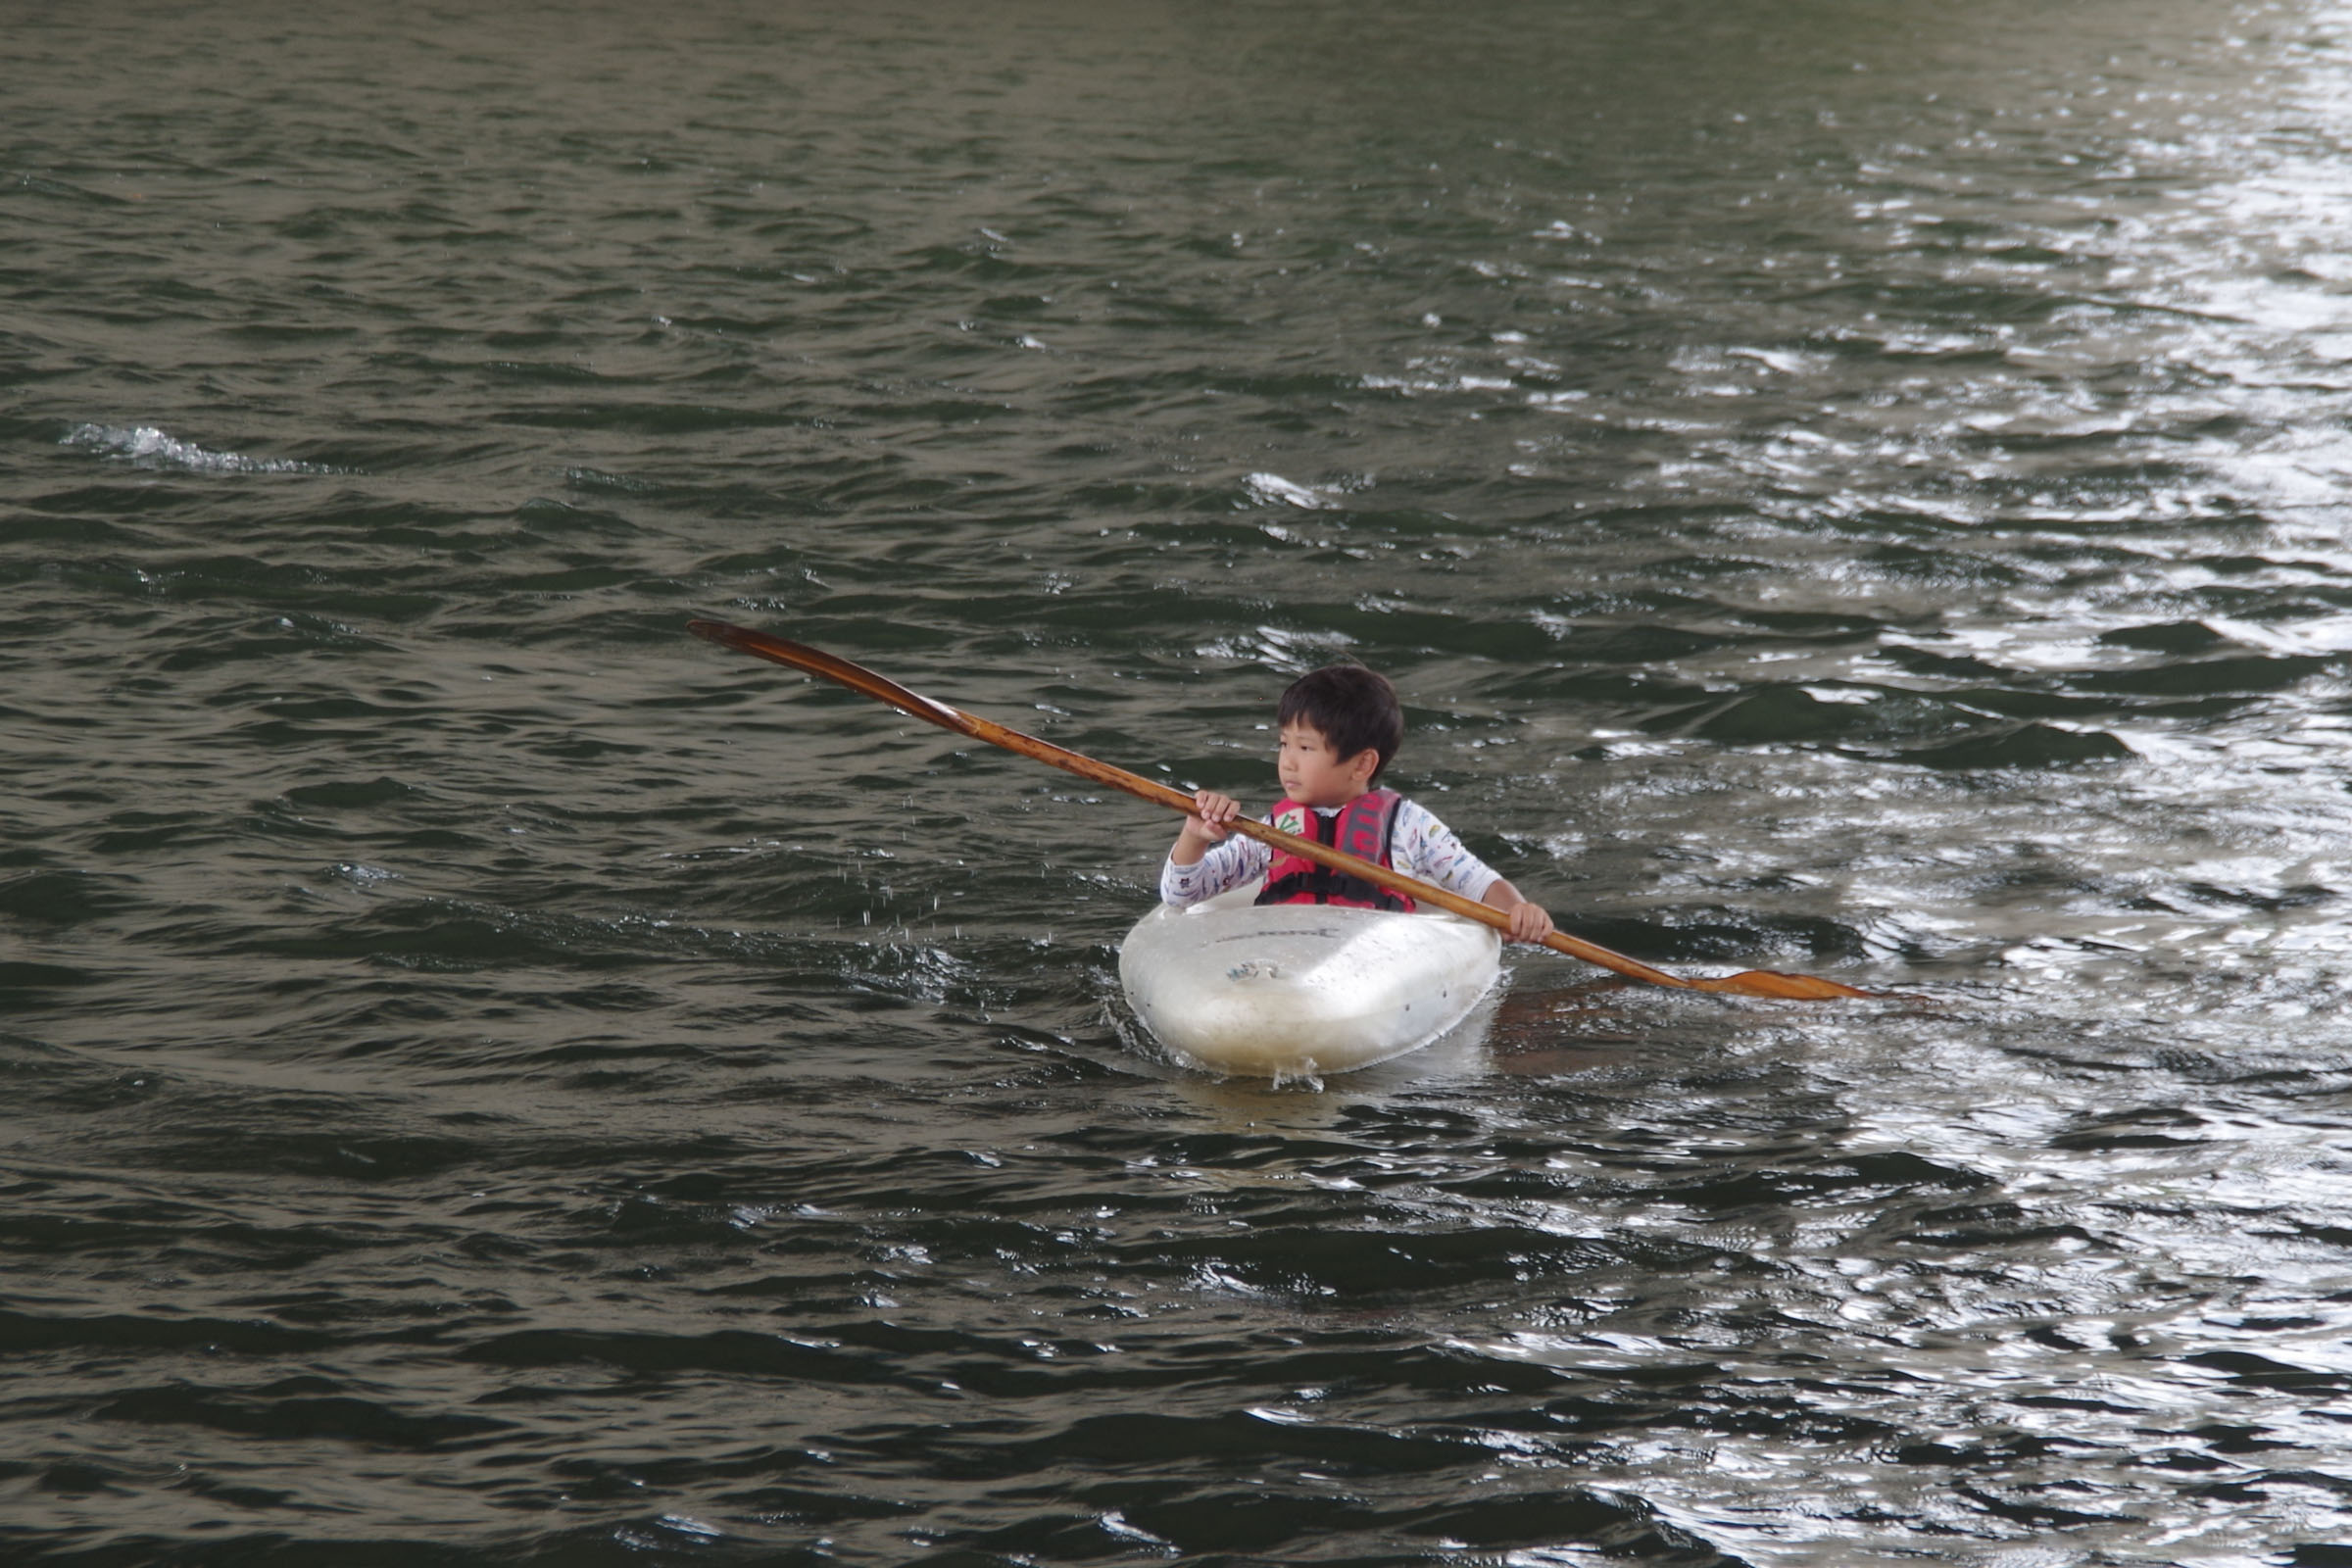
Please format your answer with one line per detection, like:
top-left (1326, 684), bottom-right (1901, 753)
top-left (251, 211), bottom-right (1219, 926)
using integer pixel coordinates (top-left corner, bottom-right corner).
top-left (1505, 901), bottom-right (1555, 946)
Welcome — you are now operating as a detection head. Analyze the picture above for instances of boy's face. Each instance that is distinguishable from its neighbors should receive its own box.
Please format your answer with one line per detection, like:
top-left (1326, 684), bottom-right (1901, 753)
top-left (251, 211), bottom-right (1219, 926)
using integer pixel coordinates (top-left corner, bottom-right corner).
top-left (1277, 721), bottom-right (1380, 807)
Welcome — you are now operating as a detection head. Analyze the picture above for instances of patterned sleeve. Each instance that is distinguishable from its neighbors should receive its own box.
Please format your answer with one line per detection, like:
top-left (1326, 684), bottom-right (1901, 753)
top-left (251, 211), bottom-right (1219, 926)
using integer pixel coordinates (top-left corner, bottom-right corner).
top-left (1390, 798), bottom-right (1504, 901)
top-left (1159, 830), bottom-right (1273, 906)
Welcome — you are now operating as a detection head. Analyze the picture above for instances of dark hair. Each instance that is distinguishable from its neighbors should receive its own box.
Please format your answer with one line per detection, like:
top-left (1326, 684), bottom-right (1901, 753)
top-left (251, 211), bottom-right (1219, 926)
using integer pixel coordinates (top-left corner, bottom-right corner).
top-left (1278, 664), bottom-right (1403, 781)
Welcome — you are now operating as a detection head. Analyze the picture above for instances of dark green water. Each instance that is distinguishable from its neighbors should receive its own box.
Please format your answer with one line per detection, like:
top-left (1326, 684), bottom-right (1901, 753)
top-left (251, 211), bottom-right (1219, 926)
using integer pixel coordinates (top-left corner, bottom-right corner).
top-left (7, 1), bottom-right (2352, 1561)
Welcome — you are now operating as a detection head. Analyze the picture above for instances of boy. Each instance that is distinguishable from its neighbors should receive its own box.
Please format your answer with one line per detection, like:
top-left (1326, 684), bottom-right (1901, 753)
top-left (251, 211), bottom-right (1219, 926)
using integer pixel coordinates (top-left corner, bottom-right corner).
top-left (1162, 664), bottom-right (1557, 944)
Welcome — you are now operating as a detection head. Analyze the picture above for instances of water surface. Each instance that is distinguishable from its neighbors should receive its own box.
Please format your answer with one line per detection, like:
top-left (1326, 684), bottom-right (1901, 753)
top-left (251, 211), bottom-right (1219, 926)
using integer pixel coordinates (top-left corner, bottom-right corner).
top-left (6, 1), bottom-right (2352, 1562)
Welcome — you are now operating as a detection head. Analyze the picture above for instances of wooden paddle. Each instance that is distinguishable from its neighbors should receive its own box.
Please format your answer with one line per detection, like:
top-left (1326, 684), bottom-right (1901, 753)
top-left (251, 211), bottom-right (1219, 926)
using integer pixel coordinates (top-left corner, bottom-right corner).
top-left (687, 618), bottom-right (1884, 1001)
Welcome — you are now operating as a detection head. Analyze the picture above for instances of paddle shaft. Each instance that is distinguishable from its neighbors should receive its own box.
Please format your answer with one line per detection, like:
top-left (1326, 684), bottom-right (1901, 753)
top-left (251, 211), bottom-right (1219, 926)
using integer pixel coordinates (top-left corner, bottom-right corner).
top-left (687, 619), bottom-right (1877, 1000)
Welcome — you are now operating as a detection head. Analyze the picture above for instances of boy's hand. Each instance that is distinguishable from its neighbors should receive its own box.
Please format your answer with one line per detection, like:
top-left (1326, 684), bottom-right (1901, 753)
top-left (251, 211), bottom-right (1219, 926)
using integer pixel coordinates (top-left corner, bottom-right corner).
top-left (1183, 789), bottom-right (1242, 844)
top-left (1504, 900), bottom-right (1555, 946)
top-left (1481, 878), bottom-right (1554, 946)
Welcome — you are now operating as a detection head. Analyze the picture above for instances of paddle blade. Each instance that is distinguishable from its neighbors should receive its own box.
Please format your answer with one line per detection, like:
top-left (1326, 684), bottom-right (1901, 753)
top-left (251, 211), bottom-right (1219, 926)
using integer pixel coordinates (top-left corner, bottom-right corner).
top-left (687, 618), bottom-right (978, 737)
top-left (1690, 969), bottom-right (1884, 1000)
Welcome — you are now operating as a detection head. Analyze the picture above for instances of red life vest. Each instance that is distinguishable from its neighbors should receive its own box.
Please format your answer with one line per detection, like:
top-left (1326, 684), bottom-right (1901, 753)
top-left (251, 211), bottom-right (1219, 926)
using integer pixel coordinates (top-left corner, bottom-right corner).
top-left (1255, 789), bottom-right (1415, 912)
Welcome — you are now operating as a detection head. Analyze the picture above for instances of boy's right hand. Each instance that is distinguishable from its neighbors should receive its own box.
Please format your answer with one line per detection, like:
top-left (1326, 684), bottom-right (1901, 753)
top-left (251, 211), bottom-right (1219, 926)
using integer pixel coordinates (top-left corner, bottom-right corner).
top-left (1182, 789), bottom-right (1242, 845)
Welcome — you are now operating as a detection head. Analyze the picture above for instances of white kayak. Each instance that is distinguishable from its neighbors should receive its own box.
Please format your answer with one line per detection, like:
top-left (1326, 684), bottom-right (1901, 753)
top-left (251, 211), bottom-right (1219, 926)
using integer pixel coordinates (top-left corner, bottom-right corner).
top-left (1117, 882), bottom-right (1503, 1077)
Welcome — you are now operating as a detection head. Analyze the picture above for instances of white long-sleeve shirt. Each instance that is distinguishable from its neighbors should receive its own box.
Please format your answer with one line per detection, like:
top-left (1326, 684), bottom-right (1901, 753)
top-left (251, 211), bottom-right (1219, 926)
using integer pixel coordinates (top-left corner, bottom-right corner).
top-left (1158, 796), bottom-right (1504, 906)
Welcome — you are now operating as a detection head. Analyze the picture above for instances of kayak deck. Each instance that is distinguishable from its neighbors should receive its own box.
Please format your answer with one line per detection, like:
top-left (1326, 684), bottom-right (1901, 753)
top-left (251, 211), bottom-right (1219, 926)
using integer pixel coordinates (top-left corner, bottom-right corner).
top-left (1117, 883), bottom-right (1502, 1077)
